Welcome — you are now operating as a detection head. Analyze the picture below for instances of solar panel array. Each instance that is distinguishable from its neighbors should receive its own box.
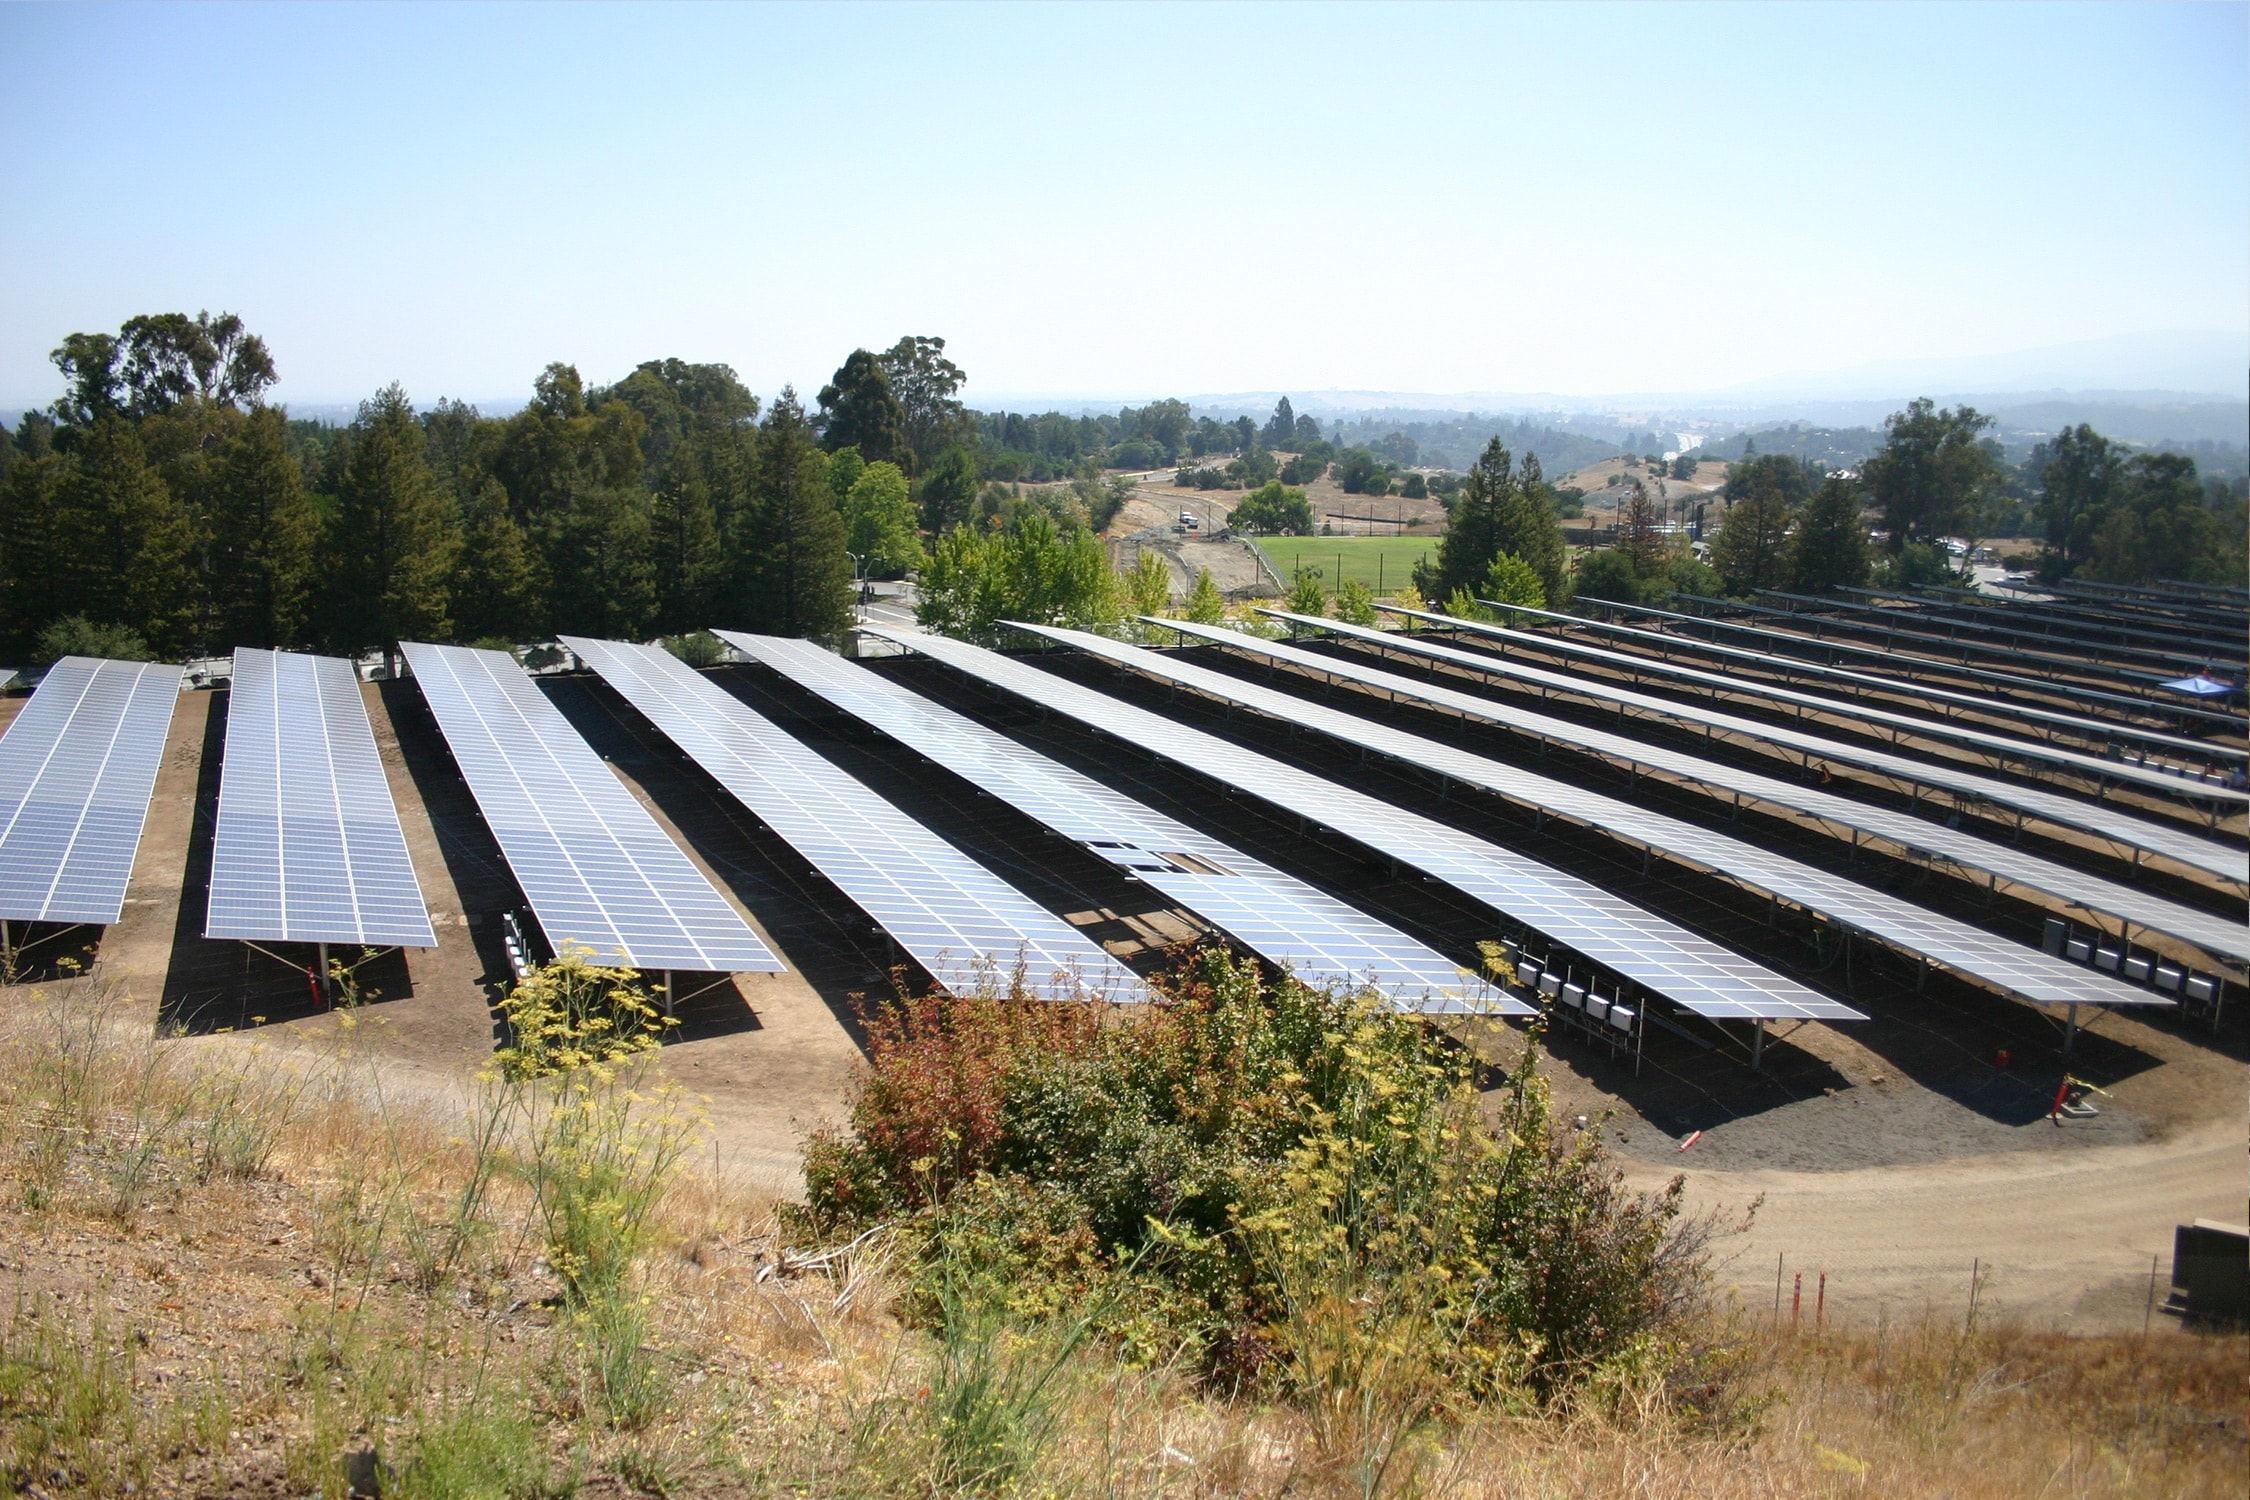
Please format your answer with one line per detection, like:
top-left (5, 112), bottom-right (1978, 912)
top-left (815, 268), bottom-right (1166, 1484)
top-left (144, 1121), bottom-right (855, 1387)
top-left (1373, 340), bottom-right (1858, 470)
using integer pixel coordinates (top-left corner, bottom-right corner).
top-left (0, 657), bottom-right (183, 925)
top-left (1762, 588), bottom-right (2219, 676)
top-left (1601, 592), bottom-right (2245, 735)
top-left (206, 649), bottom-right (437, 948)
top-left (719, 629), bottom-right (1480, 1010)
top-left (1723, 591), bottom-right (2208, 697)
top-left (1040, 620), bottom-right (2162, 1012)
top-left (1438, 603), bottom-right (2243, 808)
top-left (401, 641), bottom-right (781, 973)
top-left (1181, 618), bottom-right (2250, 967)
top-left (565, 635), bottom-right (1145, 1004)
top-left (1449, 596), bottom-right (2244, 767)
top-left (1362, 608), bottom-right (2246, 879)
top-left (866, 625), bottom-right (1853, 1022)
top-left (1840, 585), bottom-right (2244, 660)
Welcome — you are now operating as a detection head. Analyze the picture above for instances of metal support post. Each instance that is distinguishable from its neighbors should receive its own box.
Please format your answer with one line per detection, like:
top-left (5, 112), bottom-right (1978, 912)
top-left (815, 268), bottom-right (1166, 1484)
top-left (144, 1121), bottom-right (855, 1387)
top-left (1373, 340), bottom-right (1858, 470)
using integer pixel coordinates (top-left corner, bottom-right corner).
top-left (1751, 1017), bottom-right (1767, 1071)
top-left (317, 942), bottom-right (330, 1006)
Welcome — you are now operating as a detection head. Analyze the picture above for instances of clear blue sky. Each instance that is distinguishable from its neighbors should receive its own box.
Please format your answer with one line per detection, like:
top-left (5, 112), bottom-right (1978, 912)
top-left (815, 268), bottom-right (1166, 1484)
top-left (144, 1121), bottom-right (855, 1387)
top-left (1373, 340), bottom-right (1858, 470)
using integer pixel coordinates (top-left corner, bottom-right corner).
top-left (2, 2), bottom-right (2243, 410)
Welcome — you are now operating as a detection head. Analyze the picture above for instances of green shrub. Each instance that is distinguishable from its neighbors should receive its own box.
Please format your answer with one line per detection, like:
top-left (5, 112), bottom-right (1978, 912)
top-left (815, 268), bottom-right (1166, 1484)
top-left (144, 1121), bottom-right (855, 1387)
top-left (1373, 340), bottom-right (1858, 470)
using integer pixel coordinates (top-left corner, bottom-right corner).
top-left (1334, 577), bottom-right (1379, 626)
top-left (35, 616), bottom-right (150, 665)
top-left (658, 631), bottom-right (724, 668)
top-left (799, 952), bottom-right (1697, 1401)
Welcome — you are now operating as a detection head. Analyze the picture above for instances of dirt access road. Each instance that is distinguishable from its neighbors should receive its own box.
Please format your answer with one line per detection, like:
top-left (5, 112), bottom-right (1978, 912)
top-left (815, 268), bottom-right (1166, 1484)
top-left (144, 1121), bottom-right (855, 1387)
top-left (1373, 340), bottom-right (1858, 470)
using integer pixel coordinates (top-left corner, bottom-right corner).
top-left (1631, 1118), bottom-right (2244, 1334)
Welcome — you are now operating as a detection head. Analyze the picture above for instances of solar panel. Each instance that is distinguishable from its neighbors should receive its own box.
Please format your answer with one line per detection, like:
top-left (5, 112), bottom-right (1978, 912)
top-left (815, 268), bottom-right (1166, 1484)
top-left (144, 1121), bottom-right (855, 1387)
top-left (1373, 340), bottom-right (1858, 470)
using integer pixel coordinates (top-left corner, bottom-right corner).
top-left (1441, 603), bottom-right (2244, 808)
top-left (1016, 621), bottom-right (2166, 1014)
top-left (1789, 588), bottom-right (2230, 675)
top-left (204, 649), bottom-right (437, 948)
top-left (563, 635), bottom-right (1146, 1004)
top-left (0, 656), bottom-right (183, 925)
top-left (1744, 590), bottom-right (2223, 694)
top-left (1444, 596), bottom-right (2243, 768)
top-left (1606, 592), bottom-right (2246, 735)
top-left (717, 629), bottom-right (1481, 1011)
top-left (1838, 586), bottom-right (2244, 660)
top-left (1363, 608), bottom-right (2247, 879)
top-left (1179, 618), bottom-right (2250, 968)
top-left (862, 625), bottom-right (1855, 1023)
top-left (400, 641), bottom-right (781, 973)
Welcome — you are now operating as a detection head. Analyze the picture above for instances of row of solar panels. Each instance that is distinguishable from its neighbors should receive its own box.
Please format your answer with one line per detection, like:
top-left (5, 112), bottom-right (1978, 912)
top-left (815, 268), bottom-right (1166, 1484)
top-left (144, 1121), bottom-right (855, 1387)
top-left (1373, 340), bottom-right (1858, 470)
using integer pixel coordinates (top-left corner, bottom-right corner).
top-left (1, 619), bottom-right (2234, 1033)
top-left (1606, 592), bottom-right (2249, 740)
top-left (0, 643), bottom-right (1480, 1011)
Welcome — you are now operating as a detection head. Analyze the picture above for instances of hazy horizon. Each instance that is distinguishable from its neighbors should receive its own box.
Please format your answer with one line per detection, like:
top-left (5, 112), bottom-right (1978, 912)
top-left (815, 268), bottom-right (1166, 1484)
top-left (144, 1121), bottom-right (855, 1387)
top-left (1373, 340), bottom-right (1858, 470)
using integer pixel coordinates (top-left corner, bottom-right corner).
top-left (3, 3), bottom-right (2244, 416)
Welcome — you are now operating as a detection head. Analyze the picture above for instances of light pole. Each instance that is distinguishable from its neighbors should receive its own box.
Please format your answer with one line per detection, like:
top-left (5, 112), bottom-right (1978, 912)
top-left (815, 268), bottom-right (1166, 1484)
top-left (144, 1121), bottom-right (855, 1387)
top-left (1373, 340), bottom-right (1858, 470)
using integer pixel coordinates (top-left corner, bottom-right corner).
top-left (846, 552), bottom-right (868, 622)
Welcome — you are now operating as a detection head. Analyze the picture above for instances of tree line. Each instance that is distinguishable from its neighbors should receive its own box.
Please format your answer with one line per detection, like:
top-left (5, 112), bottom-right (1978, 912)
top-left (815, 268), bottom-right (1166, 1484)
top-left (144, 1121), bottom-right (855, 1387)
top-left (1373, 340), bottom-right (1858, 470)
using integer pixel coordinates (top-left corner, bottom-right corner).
top-left (1701, 399), bottom-right (2246, 600)
top-left (0, 319), bottom-right (993, 663)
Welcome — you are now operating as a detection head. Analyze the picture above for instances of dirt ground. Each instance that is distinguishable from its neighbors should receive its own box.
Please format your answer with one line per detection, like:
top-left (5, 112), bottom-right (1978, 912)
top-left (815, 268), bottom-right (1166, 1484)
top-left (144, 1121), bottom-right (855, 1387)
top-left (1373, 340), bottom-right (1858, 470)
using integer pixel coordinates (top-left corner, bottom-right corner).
top-left (1111, 526), bottom-right (1280, 603)
top-left (1521, 996), bottom-right (2247, 1332)
top-left (4, 663), bottom-right (2243, 1333)
top-left (1108, 467), bottom-right (1446, 542)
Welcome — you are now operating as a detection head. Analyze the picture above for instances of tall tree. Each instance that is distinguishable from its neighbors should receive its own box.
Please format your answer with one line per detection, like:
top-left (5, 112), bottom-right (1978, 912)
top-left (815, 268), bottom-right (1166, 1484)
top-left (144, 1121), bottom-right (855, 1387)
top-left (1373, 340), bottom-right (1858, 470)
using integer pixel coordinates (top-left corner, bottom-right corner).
top-left (1262, 396), bottom-right (1296, 449)
top-left (322, 385), bottom-right (458, 659)
top-left (877, 336), bottom-right (971, 469)
top-left (52, 417), bottom-right (199, 656)
top-left (115, 311), bottom-right (276, 416)
top-left (49, 333), bottom-right (124, 426)
top-left (648, 446), bottom-right (724, 635)
top-left (816, 350), bottom-right (909, 468)
top-left (1860, 398), bottom-right (2005, 550)
top-left (2028, 423), bottom-right (2119, 577)
top-left (2085, 452), bottom-right (2243, 586)
top-left (1506, 452), bottom-right (1568, 602)
top-left (1785, 477), bottom-right (1871, 593)
top-left (452, 478), bottom-right (548, 644)
top-left (1614, 479), bottom-right (1669, 579)
top-left (205, 406), bottom-right (317, 648)
top-left (1709, 461), bottom-right (1795, 595)
top-left (1420, 441), bottom-right (1505, 598)
top-left (840, 458), bottom-right (923, 578)
top-left (1417, 439), bottom-right (1566, 604)
top-left (0, 421), bottom-right (66, 657)
top-left (916, 444), bottom-right (981, 534)
top-left (734, 390), bottom-right (852, 638)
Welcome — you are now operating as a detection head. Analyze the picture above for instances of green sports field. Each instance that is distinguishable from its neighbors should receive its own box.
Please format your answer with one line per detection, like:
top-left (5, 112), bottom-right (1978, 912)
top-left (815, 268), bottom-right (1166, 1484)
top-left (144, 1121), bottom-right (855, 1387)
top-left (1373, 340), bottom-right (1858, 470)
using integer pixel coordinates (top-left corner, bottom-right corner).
top-left (1254, 536), bottom-right (1441, 595)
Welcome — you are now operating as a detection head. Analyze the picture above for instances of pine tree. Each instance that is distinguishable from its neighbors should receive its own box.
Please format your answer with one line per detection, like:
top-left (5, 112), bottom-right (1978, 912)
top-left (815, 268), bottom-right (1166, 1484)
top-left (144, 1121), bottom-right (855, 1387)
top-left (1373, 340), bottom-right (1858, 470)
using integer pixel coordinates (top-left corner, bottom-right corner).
top-left (452, 478), bottom-right (548, 644)
top-left (0, 424), bottom-right (65, 658)
top-left (815, 350), bottom-right (909, 468)
top-left (649, 447), bottom-right (723, 635)
top-left (1418, 440), bottom-right (1507, 600)
top-left (54, 417), bottom-right (199, 656)
top-left (1417, 439), bottom-right (1566, 606)
top-left (1786, 477), bottom-right (1871, 593)
top-left (1262, 396), bottom-right (1296, 449)
top-left (1615, 479), bottom-right (1670, 580)
top-left (1500, 452), bottom-right (1568, 603)
top-left (1710, 462), bottom-right (1795, 596)
top-left (206, 406), bottom-right (317, 648)
top-left (322, 385), bottom-right (459, 659)
top-left (734, 390), bottom-right (852, 638)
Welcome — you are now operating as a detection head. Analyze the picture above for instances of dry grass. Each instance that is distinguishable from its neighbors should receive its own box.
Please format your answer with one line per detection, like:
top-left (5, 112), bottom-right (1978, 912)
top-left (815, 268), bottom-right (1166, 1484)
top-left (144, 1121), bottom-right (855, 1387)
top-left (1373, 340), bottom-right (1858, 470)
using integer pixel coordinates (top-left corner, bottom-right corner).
top-left (0, 980), bottom-right (2238, 1498)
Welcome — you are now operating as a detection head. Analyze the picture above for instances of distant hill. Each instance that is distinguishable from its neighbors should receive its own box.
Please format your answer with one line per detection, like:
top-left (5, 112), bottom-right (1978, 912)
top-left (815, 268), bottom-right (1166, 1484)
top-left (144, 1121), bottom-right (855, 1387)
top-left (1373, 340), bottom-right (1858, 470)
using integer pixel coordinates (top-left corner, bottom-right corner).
top-left (1313, 411), bottom-right (1626, 476)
